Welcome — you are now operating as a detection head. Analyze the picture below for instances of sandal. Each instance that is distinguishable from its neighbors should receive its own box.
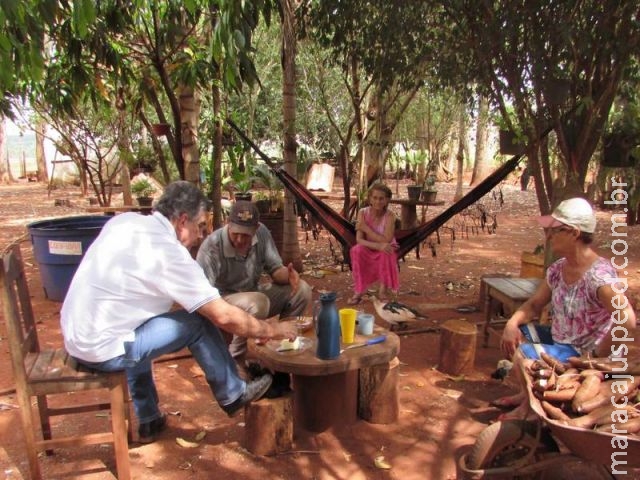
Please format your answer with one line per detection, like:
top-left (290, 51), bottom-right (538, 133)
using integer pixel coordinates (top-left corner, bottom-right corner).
top-left (347, 295), bottom-right (363, 305)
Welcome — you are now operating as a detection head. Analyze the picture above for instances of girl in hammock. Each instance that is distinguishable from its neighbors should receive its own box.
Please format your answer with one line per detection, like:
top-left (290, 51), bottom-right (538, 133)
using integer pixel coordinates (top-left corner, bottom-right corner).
top-left (348, 183), bottom-right (399, 305)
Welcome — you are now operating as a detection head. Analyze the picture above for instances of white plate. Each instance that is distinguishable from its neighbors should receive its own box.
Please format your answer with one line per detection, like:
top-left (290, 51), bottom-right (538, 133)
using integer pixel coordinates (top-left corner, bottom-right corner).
top-left (265, 337), bottom-right (313, 355)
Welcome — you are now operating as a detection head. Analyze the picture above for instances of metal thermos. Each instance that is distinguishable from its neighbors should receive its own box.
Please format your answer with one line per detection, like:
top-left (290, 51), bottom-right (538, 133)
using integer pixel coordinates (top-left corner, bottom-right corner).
top-left (313, 291), bottom-right (340, 360)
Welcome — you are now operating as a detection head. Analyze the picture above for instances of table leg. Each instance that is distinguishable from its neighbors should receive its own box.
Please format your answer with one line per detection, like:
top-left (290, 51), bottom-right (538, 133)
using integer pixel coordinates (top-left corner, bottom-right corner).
top-left (292, 370), bottom-right (357, 433)
top-left (400, 204), bottom-right (418, 229)
top-left (483, 287), bottom-right (493, 347)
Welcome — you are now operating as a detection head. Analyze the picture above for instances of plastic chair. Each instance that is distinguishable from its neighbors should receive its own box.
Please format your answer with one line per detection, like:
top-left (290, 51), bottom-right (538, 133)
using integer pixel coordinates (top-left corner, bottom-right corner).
top-left (0, 243), bottom-right (132, 479)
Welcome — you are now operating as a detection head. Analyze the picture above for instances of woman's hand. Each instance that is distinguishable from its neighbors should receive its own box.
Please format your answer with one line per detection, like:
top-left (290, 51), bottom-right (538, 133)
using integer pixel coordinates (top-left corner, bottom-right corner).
top-left (501, 321), bottom-right (523, 359)
top-left (371, 242), bottom-right (393, 253)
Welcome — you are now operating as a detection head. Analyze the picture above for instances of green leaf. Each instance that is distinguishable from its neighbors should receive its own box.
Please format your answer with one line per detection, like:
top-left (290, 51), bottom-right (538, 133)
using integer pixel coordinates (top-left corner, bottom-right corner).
top-left (233, 29), bottom-right (245, 49)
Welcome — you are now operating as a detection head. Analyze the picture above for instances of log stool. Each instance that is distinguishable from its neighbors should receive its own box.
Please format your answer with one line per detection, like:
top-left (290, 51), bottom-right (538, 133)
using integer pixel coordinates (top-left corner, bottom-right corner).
top-left (244, 393), bottom-right (293, 455)
top-left (358, 357), bottom-right (400, 424)
top-left (439, 319), bottom-right (477, 375)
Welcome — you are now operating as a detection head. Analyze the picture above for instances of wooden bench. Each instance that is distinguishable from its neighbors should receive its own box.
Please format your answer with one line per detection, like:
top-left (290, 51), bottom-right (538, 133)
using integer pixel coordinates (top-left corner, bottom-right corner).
top-left (481, 277), bottom-right (541, 347)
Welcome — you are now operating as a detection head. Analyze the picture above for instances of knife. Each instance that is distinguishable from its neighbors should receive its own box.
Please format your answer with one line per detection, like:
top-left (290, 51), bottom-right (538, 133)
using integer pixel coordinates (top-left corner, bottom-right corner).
top-left (340, 335), bottom-right (387, 353)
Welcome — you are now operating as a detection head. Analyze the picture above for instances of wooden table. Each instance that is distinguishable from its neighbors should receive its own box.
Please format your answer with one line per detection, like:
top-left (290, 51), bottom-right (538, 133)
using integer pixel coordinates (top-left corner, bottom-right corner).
top-left (249, 327), bottom-right (400, 432)
top-left (482, 277), bottom-right (541, 347)
top-left (388, 198), bottom-right (445, 229)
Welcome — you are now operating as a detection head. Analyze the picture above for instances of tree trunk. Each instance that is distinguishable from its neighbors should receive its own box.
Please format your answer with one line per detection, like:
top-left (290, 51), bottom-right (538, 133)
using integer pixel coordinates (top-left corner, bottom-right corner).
top-left (453, 109), bottom-right (465, 202)
top-left (469, 94), bottom-right (490, 186)
top-left (0, 119), bottom-right (12, 184)
top-left (35, 120), bottom-right (48, 182)
top-left (280, 0), bottom-right (303, 271)
top-left (211, 78), bottom-right (224, 230)
top-left (179, 86), bottom-right (201, 186)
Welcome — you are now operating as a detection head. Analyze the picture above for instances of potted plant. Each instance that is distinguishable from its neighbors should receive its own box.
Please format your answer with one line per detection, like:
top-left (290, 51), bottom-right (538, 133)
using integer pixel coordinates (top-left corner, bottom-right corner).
top-left (405, 149), bottom-right (427, 201)
top-left (232, 173), bottom-right (254, 202)
top-left (407, 183), bottom-right (422, 201)
top-left (222, 165), bottom-right (255, 201)
top-left (252, 191), bottom-right (271, 214)
top-left (421, 174), bottom-right (438, 203)
top-left (222, 147), bottom-right (257, 201)
top-left (131, 178), bottom-right (156, 206)
top-left (253, 163), bottom-right (284, 212)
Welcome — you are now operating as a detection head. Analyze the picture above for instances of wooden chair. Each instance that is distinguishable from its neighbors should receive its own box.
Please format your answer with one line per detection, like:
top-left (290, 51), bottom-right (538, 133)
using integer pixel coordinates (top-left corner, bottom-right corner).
top-left (0, 243), bottom-right (132, 479)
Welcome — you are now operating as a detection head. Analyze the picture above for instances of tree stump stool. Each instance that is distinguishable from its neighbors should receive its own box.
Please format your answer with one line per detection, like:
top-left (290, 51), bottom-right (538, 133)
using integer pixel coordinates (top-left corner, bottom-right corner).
top-left (439, 319), bottom-right (477, 375)
top-left (358, 357), bottom-right (400, 424)
top-left (244, 393), bottom-right (293, 455)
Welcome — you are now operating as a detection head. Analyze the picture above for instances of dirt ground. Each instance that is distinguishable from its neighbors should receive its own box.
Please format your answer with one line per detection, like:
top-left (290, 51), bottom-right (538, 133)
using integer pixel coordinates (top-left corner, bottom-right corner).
top-left (0, 180), bottom-right (639, 480)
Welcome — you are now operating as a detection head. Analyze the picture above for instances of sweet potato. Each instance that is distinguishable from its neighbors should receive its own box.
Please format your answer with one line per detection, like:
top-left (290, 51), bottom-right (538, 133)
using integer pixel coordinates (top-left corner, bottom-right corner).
top-left (542, 384), bottom-right (579, 402)
top-left (595, 416), bottom-right (640, 435)
top-left (567, 356), bottom-right (619, 371)
top-left (579, 369), bottom-right (605, 381)
top-left (577, 377), bottom-right (640, 414)
top-left (555, 370), bottom-right (580, 387)
top-left (541, 400), bottom-right (571, 422)
top-left (567, 404), bottom-right (617, 429)
top-left (533, 376), bottom-right (556, 393)
top-left (566, 404), bottom-right (638, 429)
top-left (528, 359), bottom-right (550, 372)
top-left (572, 375), bottom-right (602, 412)
top-left (540, 352), bottom-right (567, 374)
top-left (576, 393), bottom-right (610, 414)
top-left (533, 369), bottom-right (555, 380)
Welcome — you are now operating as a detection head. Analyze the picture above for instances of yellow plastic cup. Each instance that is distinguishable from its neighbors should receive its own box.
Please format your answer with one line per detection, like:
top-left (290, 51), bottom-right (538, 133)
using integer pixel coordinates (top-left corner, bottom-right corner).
top-left (339, 308), bottom-right (357, 344)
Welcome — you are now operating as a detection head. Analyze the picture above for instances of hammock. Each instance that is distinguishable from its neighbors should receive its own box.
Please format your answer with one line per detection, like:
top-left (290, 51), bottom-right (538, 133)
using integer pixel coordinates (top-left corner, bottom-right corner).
top-left (226, 119), bottom-right (539, 263)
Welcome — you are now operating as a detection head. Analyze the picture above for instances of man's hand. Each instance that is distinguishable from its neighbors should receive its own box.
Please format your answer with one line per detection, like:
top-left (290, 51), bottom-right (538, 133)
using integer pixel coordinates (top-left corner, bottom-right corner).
top-left (270, 321), bottom-right (297, 341)
top-left (287, 263), bottom-right (300, 295)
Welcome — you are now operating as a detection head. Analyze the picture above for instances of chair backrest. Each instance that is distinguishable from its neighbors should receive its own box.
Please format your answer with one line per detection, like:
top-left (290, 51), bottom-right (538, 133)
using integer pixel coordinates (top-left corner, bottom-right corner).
top-left (0, 243), bottom-right (40, 389)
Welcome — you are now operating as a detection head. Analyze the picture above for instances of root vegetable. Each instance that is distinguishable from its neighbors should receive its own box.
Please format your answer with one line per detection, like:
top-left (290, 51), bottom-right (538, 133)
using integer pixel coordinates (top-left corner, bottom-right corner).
top-left (555, 370), bottom-right (580, 387)
top-left (579, 369), bottom-right (605, 381)
top-left (534, 369), bottom-right (555, 380)
top-left (596, 416), bottom-right (640, 435)
top-left (541, 400), bottom-right (571, 422)
top-left (572, 375), bottom-right (602, 413)
top-left (542, 384), bottom-right (579, 402)
top-left (533, 377), bottom-right (555, 392)
top-left (540, 352), bottom-right (567, 374)
top-left (567, 404), bottom-right (617, 429)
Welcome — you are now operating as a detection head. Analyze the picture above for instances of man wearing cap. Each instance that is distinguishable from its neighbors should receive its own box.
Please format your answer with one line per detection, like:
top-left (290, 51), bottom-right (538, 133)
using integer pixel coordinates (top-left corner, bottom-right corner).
top-left (493, 197), bottom-right (636, 418)
top-left (196, 201), bottom-right (312, 361)
top-left (61, 182), bottom-right (297, 443)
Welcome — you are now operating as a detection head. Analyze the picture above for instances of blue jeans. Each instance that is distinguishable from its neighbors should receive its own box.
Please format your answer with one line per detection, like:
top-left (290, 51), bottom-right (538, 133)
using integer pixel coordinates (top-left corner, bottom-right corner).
top-left (75, 310), bottom-right (245, 424)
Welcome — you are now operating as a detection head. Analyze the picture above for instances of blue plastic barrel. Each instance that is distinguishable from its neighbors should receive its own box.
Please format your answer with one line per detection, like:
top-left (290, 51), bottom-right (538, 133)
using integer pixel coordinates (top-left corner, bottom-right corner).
top-left (28, 216), bottom-right (110, 302)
